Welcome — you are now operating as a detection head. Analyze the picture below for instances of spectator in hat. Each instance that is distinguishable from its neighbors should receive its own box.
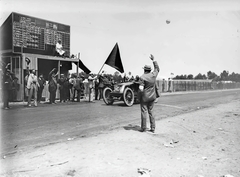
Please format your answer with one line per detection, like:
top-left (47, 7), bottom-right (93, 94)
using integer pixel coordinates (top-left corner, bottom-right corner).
top-left (27, 69), bottom-right (39, 107)
top-left (138, 54), bottom-right (160, 133)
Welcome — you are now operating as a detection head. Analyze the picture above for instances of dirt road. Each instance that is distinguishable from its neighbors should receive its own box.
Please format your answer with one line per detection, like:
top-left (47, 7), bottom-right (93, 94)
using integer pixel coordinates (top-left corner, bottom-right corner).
top-left (1, 90), bottom-right (240, 176)
top-left (1, 89), bottom-right (239, 156)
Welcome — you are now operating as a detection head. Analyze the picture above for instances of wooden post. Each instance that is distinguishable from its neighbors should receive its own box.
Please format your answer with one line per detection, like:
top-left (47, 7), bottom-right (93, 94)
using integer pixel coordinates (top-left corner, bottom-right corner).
top-left (77, 53), bottom-right (80, 76)
top-left (58, 60), bottom-right (60, 79)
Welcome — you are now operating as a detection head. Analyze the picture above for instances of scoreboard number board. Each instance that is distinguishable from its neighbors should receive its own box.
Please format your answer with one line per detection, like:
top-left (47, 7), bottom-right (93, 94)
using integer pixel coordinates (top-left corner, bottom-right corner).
top-left (11, 13), bottom-right (70, 56)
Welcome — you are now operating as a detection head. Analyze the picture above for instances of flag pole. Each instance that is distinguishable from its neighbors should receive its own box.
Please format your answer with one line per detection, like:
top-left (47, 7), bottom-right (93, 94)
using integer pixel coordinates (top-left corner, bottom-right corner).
top-left (97, 62), bottom-right (105, 76)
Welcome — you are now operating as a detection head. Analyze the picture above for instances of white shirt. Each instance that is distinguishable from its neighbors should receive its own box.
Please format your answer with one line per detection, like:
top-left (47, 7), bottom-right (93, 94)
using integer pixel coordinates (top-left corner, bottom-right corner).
top-left (56, 42), bottom-right (65, 55)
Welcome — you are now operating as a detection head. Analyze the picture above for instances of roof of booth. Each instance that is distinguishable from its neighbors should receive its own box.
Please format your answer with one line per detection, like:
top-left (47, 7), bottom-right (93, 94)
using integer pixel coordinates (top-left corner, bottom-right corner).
top-left (22, 53), bottom-right (79, 62)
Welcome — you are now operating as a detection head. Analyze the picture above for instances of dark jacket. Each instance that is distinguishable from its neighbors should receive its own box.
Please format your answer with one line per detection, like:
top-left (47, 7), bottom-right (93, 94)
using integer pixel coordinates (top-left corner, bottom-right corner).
top-left (48, 70), bottom-right (57, 92)
top-left (98, 75), bottom-right (105, 88)
top-left (38, 77), bottom-right (46, 89)
top-left (58, 77), bottom-right (66, 90)
top-left (3, 69), bottom-right (13, 91)
top-left (74, 77), bottom-right (84, 91)
top-left (139, 61), bottom-right (160, 102)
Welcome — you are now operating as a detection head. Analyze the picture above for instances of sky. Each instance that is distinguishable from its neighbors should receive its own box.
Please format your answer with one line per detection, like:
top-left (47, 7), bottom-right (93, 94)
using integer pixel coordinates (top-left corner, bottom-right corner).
top-left (1, 0), bottom-right (240, 79)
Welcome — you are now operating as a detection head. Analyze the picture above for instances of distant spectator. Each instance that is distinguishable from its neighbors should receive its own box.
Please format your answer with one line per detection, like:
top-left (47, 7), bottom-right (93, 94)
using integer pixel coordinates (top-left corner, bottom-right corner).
top-left (71, 75), bottom-right (77, 102)
top-left (2, 63), bottom-right (13, 109)
top-left (98, 72), bottom-right (106, 100)
top-left (88, 73), bottom-right (97, 102)
top-left (83, 77), bottom-right (89, 99)
top-left (37, 74), bottom-right (46, 102)
top-left (64, 77), bottom-right (71, 102)
top-left (24, 68), bottom-right (30, 101)
top-left (127, 72), bottom-right (134, 81)
top-left (27, 70), bottom-right (39, 107)
top-left (12, 77), bottom-right (19, 101)
top-left (129, 76), bottom-right (135, 81)
top-left (94, 78), bottom-right (99, 100)
top-left (162, 79), bottom-right (165, 92)
top-left (48, 68), bottom-right (58, 104)
top-left (73, 76), bottom-right (84, 102)
top-left (69, 74), bottom-right (75, 101)
top-left (58, 74), bottom-right (68, 102)
top-left (168, 78), bottom-right (172, 92)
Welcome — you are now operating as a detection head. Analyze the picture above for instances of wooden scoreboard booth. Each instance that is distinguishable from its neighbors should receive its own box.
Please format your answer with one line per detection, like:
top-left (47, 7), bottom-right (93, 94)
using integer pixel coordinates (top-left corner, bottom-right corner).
top-left (0, 12), bottom-right (80, 101)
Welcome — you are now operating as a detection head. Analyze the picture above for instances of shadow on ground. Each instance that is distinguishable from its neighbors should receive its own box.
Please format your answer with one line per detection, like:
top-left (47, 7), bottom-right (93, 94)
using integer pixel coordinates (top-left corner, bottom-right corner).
top-left (123, 124), bottom-right (141, 131)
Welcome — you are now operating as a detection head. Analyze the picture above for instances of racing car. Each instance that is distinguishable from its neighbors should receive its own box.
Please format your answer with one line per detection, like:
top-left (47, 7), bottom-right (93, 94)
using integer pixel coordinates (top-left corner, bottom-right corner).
top-left (102, 81), bottom-right (140, 106)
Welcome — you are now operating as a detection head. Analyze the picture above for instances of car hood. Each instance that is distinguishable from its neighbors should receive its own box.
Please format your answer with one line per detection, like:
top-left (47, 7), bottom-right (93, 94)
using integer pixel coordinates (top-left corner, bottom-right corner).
top-left (116, 82), bottom-right (135, 86)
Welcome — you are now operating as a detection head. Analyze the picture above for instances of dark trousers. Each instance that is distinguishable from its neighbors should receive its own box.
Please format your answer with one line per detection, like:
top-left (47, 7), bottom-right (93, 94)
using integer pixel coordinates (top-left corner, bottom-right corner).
top-left (72, 89), bottom-right (81, 102)
top-left (95, 87), bottom-right (99, 100)
top-left (98, 88), bottom-right (103, 100)
top-left (49, 91), bottom-right (56, 103)
top-left (3, 89), bottom-right (10, 108)
top-left (140, 100), bottom-right (155, 130)
top-left (60, 88), bottom-right (67, 102)
top-left (67, 88), bottom-right (71, 100)
top-left (72, 89), bottom-right (76, 101)
top-left (37, 87), bottom-right (44, 102)
top-left (76, 90), bottom-right (81, 102)
top-left (12, 89), bottom-right (17, 101)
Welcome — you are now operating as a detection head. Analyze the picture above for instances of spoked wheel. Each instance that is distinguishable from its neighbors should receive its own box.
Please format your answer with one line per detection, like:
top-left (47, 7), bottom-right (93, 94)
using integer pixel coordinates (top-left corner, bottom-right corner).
top-left (123, 87), bottom-right (134, 106)
top-left (103, 87), bottom-right (114, 105)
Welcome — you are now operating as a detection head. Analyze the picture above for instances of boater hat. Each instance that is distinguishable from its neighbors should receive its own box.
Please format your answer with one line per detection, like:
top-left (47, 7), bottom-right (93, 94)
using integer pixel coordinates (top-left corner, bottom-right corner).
top-left (143, 65), bottom-right (152, 71)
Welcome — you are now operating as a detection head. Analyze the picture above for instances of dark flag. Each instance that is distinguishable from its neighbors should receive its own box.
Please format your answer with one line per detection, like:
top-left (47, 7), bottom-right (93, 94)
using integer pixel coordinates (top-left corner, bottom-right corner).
top-left (105, 43), bottom-right (124, 73)
top-left (74, 59), bottom-right (91, 74)
top-left (78, 59), bottom-right (91, 74)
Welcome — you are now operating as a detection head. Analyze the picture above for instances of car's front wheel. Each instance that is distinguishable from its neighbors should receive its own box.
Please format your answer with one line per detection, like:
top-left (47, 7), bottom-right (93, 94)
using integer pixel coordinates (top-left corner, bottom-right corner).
top-left (103, 87), bottom-right (114, 105)
top-left (123, 87), bottom-right (134, 106)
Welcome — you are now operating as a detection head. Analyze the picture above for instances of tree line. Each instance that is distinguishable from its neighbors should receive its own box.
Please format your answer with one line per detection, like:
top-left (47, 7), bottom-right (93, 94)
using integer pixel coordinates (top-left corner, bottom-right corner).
top-left (173, 70), bottom-right (240, 82)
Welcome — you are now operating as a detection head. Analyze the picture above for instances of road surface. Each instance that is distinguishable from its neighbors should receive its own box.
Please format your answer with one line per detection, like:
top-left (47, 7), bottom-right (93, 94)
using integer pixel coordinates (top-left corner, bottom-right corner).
top-left (1, 89), bottom-right (240, 156)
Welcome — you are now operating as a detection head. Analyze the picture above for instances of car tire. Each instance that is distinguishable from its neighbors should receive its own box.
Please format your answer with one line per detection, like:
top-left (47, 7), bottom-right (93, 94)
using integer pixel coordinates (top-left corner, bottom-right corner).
top-left (103, 87), bottom-right (114, 105)
top-left (123, 87), bottom-right (134, 106)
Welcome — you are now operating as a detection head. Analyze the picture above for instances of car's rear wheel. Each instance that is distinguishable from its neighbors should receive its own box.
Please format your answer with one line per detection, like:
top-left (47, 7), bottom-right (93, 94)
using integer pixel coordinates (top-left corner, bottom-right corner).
top-left (103, 87), bottom-right (114, 105)
top-left (123, 87), bottom-right (134, 106)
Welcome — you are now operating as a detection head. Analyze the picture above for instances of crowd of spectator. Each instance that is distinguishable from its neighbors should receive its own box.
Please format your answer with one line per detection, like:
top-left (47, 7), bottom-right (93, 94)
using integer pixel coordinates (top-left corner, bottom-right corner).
top-left (2, 64), bottom-right (144, 109)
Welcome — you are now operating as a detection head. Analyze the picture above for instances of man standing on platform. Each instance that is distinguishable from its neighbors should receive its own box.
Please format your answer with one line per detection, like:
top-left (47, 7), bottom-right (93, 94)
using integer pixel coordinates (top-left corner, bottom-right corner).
top-left (55, 40), bottom-right (65, 57)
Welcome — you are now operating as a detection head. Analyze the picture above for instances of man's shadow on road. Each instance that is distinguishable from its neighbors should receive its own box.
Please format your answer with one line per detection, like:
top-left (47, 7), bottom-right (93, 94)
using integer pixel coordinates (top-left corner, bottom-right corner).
top-left (123, 124), bottom-right (141, 131)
